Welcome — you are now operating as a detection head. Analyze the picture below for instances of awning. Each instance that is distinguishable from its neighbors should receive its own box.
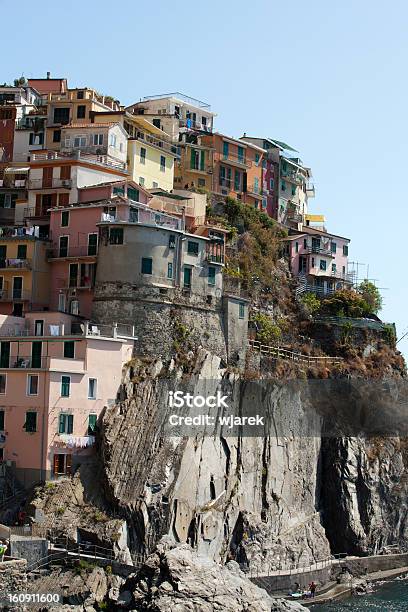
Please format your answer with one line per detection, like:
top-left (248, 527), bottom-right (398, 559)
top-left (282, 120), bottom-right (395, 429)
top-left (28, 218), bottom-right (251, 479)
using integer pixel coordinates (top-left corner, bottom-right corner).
top-left (4, 167), bottom-right (30, 174)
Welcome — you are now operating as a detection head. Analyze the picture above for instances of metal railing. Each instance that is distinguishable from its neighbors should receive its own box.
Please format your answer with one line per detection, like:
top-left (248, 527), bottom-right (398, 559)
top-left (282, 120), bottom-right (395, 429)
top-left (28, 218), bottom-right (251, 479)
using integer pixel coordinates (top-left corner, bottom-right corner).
top-left (30, 151), bottom-right (128, 172)
top-left (0, 258), bottom-right (31, 270)
top-left (305, 246), bottom-right (334, 256)
top-left (248, 339), bottom-right (343, 365)
top-left (0, 179), bottom-right (27, 188)
top-left (215, 151), bottom-right (252, 168)
top-left (0, 290), bottom-right (31, 301)
top-left (57, 277), bottom-right (94, 290)
top-left (133, 131), bottom-right (179, 156)
top-left (179, 118), bottom-right (213, 132)
top-left (28, 178), bottom-right (72, 189)
top-left (248, 552), bottom-right (348, 580)
top-left (142, 92), bottom-right (211, 109)
top-left (47, 246), bottom-right (97, 259)
top-left (0, 356), bottom-right (48, 369)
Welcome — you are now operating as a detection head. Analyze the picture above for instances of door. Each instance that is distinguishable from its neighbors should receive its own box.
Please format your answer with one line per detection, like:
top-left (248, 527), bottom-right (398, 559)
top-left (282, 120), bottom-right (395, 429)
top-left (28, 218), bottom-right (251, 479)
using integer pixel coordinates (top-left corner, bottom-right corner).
top-left (183, 267), bottom-right (192, 288)
top-left (34, 320), bottom-right (44, 336)
top-left (12, 277), bottom-right (22, 299)
top-left (59, 236), bottom-right (68, 257)
top-left (299, 256), bottom-right (307, 274)
top-left (31, 341), bottom-right (42, 368)
top-left (42, 166), bottom-right (53, 188)
top-left (0, 342), bottom-right (10, 368)
top-left (0, 246), bottom-right (6, 267)
top-left (87, 234), bottom-right (98, 256)
top-left (53, 453), bottom-right (72, 476)
top-left (69, 263), bottom-right (78, 288)
top-left (312, 237), bottom-right (321, 253)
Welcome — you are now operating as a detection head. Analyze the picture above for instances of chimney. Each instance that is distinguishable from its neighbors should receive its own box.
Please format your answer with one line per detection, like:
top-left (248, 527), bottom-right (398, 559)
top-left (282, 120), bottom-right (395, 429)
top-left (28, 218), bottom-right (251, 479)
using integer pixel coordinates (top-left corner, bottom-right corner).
top-left (46, 71), bottom-right (51, 79)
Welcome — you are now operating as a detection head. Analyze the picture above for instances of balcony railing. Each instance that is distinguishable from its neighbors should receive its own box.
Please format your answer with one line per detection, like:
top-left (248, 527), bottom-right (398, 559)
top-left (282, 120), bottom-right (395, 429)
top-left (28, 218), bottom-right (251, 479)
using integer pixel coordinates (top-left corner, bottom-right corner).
top-left (57, 277), bottom-right (94, 290)
top-left (29, 178), bottom-right (72, 189)
top-left (30, 151), bottom-right (128, 172)
top-left (215, 151), bottom-right (252, 168)
top-left (143, 93), bottom-right (211, 110)
top-left (0, 290), bottom-right (31, 301)
top-left (179, 119), bottom-right (212, 133)
top-left (305, 246), bottom-right (335, 257)
top-left (0, 258), bottom-right (31, 270)
top-left (0, 356), bottom-right (48, 369)
top-left (0, 179), bottom-right (27, 189)
top-left (133, 131), bottom-right (179, 156)
top-left (47, 246), bottom-right (98, 259)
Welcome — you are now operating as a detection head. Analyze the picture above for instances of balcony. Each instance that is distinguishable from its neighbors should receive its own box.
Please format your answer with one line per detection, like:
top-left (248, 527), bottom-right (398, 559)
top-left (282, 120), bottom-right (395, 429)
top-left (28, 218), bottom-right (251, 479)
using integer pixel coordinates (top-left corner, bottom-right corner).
top-left (306, 246), bottom-right (335, 257)
top-left (29, 178), bottom-right (72, 190)
top-left (47, 246), bottom-right (97, 259)
top-left (30, 151), bottom-right (128, 173)
top-left (133, 131), bottom-right (179, 156)
top-left (15, 117), bottom-right (46, 131)
top-left (0, 289), bottom-right (31, 302)
top-left (57, 277), bottom-right (94, 290)
top-left (0, 179), bottom-right (27, 189)
top-left (0, 258), bottom-right (31, 270)
top-left (215, 151), bottom-right (252, 169)
top-left (0, 356), bottom-right (48, 369)
top-left (246, 185), bottom-right (263, 199)
top-left (281, 170), bottom-right (302, 184)
top-left (306, 183), bottom-right (315, 198)
top-left (143, 93), bottom-right (211, 110)
top-left (179, 119), bottom-right (212, 133)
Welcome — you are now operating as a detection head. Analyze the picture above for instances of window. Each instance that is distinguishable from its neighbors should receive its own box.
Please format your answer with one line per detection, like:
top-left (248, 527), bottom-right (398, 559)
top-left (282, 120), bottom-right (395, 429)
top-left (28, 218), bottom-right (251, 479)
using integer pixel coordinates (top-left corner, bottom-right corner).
top-left (0, 374), bottom-right (5, 394)
top-left (320, 260), bottom-right (327, 271)
top-left (270, 178), bottom-right (274, 190)
top-left (140, 147), bottom-right (146, 164)
top-left (61, 376), bottom-right (70, 397)
top-left (343, 266), bottom-right (346, 274)
top-left (0, 409), bottom-right (4, 430)
top-left (12, 277), bottom-right (23, 299)
top-left (208, 266), bottom-right (216, 286)
top-left (312, 257), bottom-right (315, 267)
top-left (254, 177), bottom-right (259, 193)
top-left (74, 136), bottom-right (86, 148)
top-left (255, 153), bottom-right (260, 166)
top-left (64, 341), bottom-right (75, 359)
top-left (187, 241), bottom-right (199, 256)
top-left (332, 263), bottom-right (337, 273)
top-left (109, 228), bottom-right (124, 245)
top-left (223, 141), bottom-right (229, 159)
top-left (69, 263), bottom-right (78, 288)
top-left (93, 133), bottom-right (103, 146)
top-left (53, 129), bottom-right (61, 143)
top-left (87, 233), bottom-right (98, 256)
top-left (234, 170), bottom-right (241, 192)
top-left (331, 242), bottom-right (337, 253)
top-left (291, 185), bottom-right (296, 196)
top-left (295, 242), bottom-right (299, 253)
top-left (152, 181), bottom-right (159, 188)
top-left (237, 146), bottom-right (244, 163)
top-left (24, 411), bottom-right (37, 433)
top-left (152, 118), bottom-right (161, 129)
top-left (59, 236), bottom-right (68, 257)
top-left (198, 178), bottom-right (205, 187)
top-left (139, 177), bottom-right (145, 186)
top-left (77, 105), bottom-right (86, 119)
top-left (169, 235), bottom-right (176, 249)
top-left (141, 257), bottom-right (152, 275)
top-left (27, 374), bottom-right (38, 396)
top-left (127, 187), bottom-right (139, 201)
top-left (109, 134), bottom-right (117, 147)
top-left (88, 414), bottom-right (97, 434)
top-left (61, 210), bottom-right (69, 227)
top-left (167, 262), bottom-right (173, 279)
top-left (343, 245), bottom-right (349, 256)
top-left (183, 267), bottom-right (192, 288)
top-left (304, 239), bottom-right (307, 249)
top-left (160, 155), bottom-right (166, 172)
top-left (70, 299), bottom-right (79, 315)
top-left (281, 180), bottom-right (286, 191)
top-left (53, 107), bottom-right (70, 125)
top-left (88, 378), bottom-right (97, 399)
top-left (17, 244), bottom-right (27, 259)
top-left (262, 199), bottom-right (267, 209)
top-left (77, 90), bottom-right (84, 99)
top-left (58, 413), bottom-right (73, 434)
top-left (239, 303), bottom-right (245, 319)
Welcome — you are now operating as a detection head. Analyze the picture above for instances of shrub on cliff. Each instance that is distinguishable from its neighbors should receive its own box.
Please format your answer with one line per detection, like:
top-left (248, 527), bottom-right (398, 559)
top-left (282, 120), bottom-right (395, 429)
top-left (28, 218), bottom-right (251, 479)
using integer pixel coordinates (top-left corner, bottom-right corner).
top-left (251, 313), bottom-right (282, 344)
top-left (357, 280), bottom-right (383, 314)
top-left (320, 289), bottom-right (371, 318)
top-left (300, 292), bottom-right (321, 314)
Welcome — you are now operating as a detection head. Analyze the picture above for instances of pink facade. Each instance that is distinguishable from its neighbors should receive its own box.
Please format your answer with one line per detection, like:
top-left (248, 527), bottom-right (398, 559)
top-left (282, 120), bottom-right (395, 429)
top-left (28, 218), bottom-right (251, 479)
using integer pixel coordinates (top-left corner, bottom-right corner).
top-left (49, 180), bottom-right (152, 318)
top-left (0, 312), bottom-right (134, 485)
top-left (286, 228), bottom-right (351, 295)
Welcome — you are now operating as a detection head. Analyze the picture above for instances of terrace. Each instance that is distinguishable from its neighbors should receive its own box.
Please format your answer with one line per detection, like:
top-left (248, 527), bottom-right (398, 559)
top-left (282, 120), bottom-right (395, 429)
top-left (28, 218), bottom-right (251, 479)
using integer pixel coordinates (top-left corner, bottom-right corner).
top-left (30, 151), bottom-right (128, 173)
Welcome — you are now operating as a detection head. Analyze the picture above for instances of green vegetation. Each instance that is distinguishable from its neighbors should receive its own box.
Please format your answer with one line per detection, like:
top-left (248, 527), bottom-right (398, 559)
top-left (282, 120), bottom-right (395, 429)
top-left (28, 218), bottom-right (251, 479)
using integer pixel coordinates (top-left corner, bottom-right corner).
top-left (319, 289), bottom-right (371, 318)
top-left (383, 323), bottom-right (397, 347)
top-left (252, 313), bottom-right (282, 344)
top-left (300, 292), bottom-right (321, 315)
top-left (357, 280), bottom-right (382, 314)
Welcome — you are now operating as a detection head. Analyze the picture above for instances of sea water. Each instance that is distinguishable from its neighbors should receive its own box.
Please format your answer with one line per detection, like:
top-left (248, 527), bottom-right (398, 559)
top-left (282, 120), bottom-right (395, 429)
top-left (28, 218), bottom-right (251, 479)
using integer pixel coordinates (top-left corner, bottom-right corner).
top-left (315, 578), bottom-right (408, 610)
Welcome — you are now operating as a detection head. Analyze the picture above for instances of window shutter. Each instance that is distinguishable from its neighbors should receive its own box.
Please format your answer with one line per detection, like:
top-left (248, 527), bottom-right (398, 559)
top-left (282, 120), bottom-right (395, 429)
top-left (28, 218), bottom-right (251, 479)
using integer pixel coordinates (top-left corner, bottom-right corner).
top-left (66, 454), bottom-right (72, 474)
top-left (200, 151), bottom-right (205, 171)
top-left (67, 414), bottom-right (74, 434)
top-left (53, 454), bottom-right (59, 474)
top-left (190, 148), bottom-right (196, 169)
top-left (58, 414), bottom-right (66, 434)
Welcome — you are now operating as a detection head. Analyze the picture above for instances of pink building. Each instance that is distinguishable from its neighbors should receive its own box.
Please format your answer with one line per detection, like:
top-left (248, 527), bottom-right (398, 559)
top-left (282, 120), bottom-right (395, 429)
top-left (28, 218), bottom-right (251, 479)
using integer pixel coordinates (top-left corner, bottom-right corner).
top-left (284, 227), bottom-right (352, 296)
top-left (48, 180), bottom-right (152, 318)
top-left (0, 311), bottom-right (135, 486)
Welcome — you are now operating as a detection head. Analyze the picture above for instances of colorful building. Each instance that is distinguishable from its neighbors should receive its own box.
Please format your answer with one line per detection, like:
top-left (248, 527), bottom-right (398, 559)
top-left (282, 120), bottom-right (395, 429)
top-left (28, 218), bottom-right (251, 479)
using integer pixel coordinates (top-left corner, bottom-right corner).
top-left (284, 227), bottom-right (352, 296)
top-left (48, 180), bottom-right (151, 318)
top-left (0, 311), bottom-right (135, 485)
top-left (0, 229), bottom-right (50, 316)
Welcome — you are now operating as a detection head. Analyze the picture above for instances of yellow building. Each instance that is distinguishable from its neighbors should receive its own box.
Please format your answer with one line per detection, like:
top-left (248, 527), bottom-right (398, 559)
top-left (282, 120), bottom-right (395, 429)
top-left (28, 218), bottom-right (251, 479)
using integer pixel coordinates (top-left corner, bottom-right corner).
top-left (0, 233), bottom-right (50, 316)
top-left (93, 111), bottom-right (178, 191)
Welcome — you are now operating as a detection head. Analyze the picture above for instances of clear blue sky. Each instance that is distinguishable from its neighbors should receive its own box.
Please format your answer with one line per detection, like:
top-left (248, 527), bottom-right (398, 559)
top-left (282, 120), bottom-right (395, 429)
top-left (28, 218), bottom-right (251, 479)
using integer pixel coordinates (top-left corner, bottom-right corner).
top-left (2, 0), bottom-right (408, 355)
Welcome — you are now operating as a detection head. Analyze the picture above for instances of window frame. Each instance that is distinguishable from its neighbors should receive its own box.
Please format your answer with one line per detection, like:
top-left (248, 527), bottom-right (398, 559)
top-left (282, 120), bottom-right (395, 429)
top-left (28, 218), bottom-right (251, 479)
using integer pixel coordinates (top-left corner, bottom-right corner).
top-left (24, 411), bottom-right (37, 433)
top-left (27, 374), bottom-right (39, 396)
top-left (239, 302), bottom-right (245, 319)
top-left (160, 155), bottom-right (166, 172)
top-left (208, 266), bottom-right (216, 286)
top-left (61, 210), bottom-right (70, 227)
top-left (187, 241), bottom-right (199, 256)
top-left (88, 378), bottom-right (97, 400)
top-left (61, 375), bottom-right (71, 398)
top-left (58, 412), bottom-right (74, 434)
top-left (141, 257), bottom-right (153, 275)
top-left (88, 413), bottom-right (97, 435)
top-left (0, 373), bottom-right (6, 395)
top-left (63, 341), bottom-right (75, 359)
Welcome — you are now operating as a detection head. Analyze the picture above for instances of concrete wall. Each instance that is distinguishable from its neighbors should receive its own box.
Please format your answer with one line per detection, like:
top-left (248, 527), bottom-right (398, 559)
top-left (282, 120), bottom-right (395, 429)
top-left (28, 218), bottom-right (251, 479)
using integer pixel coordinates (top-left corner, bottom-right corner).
top-left (10, 535), bottom-right (48, 566)
top-left (0, 558), bottom-right (27, 596)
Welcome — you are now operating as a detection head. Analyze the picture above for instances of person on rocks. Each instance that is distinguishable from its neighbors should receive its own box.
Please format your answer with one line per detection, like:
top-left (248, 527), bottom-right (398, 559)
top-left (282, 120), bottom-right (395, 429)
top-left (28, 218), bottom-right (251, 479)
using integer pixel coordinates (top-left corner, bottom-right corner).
top-left (309, 581), bottom-right (317, 597)
top-left (0, 540), bottom-right (7, 562)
